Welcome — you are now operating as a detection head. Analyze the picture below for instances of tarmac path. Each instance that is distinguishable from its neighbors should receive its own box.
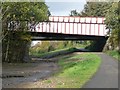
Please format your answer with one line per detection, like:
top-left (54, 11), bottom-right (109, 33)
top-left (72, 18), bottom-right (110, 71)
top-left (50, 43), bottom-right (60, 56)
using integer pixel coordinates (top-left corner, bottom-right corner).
top-left (82, 53), bottom-right (118, 88)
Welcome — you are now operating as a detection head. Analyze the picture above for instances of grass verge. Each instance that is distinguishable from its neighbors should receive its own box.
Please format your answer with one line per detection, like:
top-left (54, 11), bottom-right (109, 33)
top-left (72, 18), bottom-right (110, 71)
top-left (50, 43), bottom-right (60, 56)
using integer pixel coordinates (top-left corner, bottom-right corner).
top-left (106, 50), bottom-right (120, 60)
top-left (39, 53), bottom-right (101, 88)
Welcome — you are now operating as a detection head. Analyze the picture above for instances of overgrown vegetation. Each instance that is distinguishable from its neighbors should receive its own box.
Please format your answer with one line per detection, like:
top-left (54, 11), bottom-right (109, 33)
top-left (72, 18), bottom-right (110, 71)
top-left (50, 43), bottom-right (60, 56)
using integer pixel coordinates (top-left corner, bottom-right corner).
top-left (30, 41), bottom-right (89, 57)
top-left (39, 53), bottom-right (101, 88)
top-left (103, 2), bottom-right (119, 59)
top-left (104, 2), bottom-right (119, 51)
top-left (2, 2), bottom-right (50, 63)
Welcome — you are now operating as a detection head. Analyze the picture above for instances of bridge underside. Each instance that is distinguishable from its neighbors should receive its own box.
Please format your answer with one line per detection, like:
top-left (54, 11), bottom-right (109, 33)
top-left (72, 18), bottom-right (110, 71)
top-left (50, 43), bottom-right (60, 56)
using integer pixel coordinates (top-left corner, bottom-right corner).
top-left (30, 32), bottom-right (108, 40)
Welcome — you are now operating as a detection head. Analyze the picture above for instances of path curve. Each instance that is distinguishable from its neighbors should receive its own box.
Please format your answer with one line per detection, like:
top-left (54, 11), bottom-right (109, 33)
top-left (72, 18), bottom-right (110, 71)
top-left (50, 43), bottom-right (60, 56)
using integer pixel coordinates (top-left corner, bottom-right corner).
top-left (82, 53), bottom-right (118, 88)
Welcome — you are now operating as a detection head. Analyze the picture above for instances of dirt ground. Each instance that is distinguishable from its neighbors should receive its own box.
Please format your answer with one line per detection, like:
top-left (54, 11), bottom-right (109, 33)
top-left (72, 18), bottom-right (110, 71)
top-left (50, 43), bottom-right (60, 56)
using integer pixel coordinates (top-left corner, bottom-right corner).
top-left (2, 53), bottom-right (76, 88)
top-left (2, 60), bottom-right (60, 88)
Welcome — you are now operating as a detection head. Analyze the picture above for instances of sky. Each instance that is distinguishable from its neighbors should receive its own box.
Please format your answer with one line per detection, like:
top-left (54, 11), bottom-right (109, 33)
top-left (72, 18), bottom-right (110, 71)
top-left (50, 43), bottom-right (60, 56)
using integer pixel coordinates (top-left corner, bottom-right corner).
top-left (32, 0), bottom-right (86, 45)
top-left (45, 1), bottom-right (86, 16)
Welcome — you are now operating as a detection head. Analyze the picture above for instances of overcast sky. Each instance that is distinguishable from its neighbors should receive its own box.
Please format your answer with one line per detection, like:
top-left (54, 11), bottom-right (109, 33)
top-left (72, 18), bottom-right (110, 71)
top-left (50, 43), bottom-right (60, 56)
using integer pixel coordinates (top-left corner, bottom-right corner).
top-left (45, 0), bottom-right (86, 16)
top-left (32, 0), bottom-right (86, 45)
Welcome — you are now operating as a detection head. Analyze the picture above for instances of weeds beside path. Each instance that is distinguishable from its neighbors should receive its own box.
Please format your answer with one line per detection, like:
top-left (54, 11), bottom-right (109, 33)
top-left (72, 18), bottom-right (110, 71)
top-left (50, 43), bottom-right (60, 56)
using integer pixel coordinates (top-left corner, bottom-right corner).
top-left (105, 50), bottom-right (120, 61)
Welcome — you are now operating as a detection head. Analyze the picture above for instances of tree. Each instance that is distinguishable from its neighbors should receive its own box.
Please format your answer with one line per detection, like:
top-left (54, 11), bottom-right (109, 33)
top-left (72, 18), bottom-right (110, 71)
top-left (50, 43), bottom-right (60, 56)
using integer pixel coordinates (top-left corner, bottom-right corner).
top-left (104, 2), bottom-right (119, 51)
top-left (80, 2), bottom-right (112, 17)
top-left (70, 10), bottom-right (80, 16)
top-left (2, 2), bottom-right (50, 62)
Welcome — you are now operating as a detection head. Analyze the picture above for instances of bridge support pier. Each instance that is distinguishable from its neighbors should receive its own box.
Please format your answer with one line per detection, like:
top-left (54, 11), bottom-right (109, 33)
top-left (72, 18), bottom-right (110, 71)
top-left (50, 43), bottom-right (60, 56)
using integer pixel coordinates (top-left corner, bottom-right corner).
top-left (23, 41), bottom-right (31, 62)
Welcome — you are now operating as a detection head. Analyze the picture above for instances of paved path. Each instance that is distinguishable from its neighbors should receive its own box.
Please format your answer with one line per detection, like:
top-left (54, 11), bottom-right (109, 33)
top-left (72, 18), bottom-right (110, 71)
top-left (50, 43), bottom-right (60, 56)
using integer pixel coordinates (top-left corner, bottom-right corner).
top-left (82, 53), bottom-right (118, 88)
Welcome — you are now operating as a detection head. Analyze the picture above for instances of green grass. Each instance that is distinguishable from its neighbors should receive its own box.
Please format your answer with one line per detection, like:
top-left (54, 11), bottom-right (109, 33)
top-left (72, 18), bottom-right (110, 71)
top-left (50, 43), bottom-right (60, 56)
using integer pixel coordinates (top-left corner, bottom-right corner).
top-left (106, 50), bottom-right (120, 60)
top-left (31, 47), bottom-right (77, 58)
top-left (40, 53), bottom-right (101, 88)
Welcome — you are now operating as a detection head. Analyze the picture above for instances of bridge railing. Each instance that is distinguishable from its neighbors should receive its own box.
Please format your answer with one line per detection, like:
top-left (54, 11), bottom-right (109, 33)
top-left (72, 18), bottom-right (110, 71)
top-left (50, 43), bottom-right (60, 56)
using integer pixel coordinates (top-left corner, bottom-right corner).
top-left (7, 16), bottom-right (110, 36)
top-left (34, 22), bottom-right (109, 36)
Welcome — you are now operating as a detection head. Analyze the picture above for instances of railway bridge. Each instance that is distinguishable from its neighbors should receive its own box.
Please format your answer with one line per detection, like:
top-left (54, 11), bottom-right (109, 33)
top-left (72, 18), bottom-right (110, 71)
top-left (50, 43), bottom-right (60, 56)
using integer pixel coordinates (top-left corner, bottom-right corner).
top-left (8, 16), bottom-right (109, 40)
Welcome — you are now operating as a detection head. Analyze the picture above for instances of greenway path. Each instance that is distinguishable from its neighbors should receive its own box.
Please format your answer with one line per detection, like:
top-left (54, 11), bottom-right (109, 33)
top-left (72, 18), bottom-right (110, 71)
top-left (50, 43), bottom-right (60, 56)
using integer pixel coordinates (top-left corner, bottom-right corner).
top-left (83, 53), bottom-right (118, 88)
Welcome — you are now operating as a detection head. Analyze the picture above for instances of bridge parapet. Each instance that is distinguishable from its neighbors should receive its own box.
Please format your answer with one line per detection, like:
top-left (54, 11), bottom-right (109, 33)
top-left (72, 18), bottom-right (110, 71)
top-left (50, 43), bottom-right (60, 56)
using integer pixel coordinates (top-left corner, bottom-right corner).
top-left (7, 16), bottom-right (110, 37)
top-left (49, 16), bottom-right (105, 24)
top-left (35, 16), bottom-right (109, 36)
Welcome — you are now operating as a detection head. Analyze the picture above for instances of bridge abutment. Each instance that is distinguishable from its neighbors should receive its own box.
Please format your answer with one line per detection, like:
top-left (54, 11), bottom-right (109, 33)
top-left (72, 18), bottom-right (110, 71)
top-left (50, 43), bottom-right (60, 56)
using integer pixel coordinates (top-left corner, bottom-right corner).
top-left (2, 31), bottom-right (31, 63)
top-left (85, 37), bottom-right (108, 52)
